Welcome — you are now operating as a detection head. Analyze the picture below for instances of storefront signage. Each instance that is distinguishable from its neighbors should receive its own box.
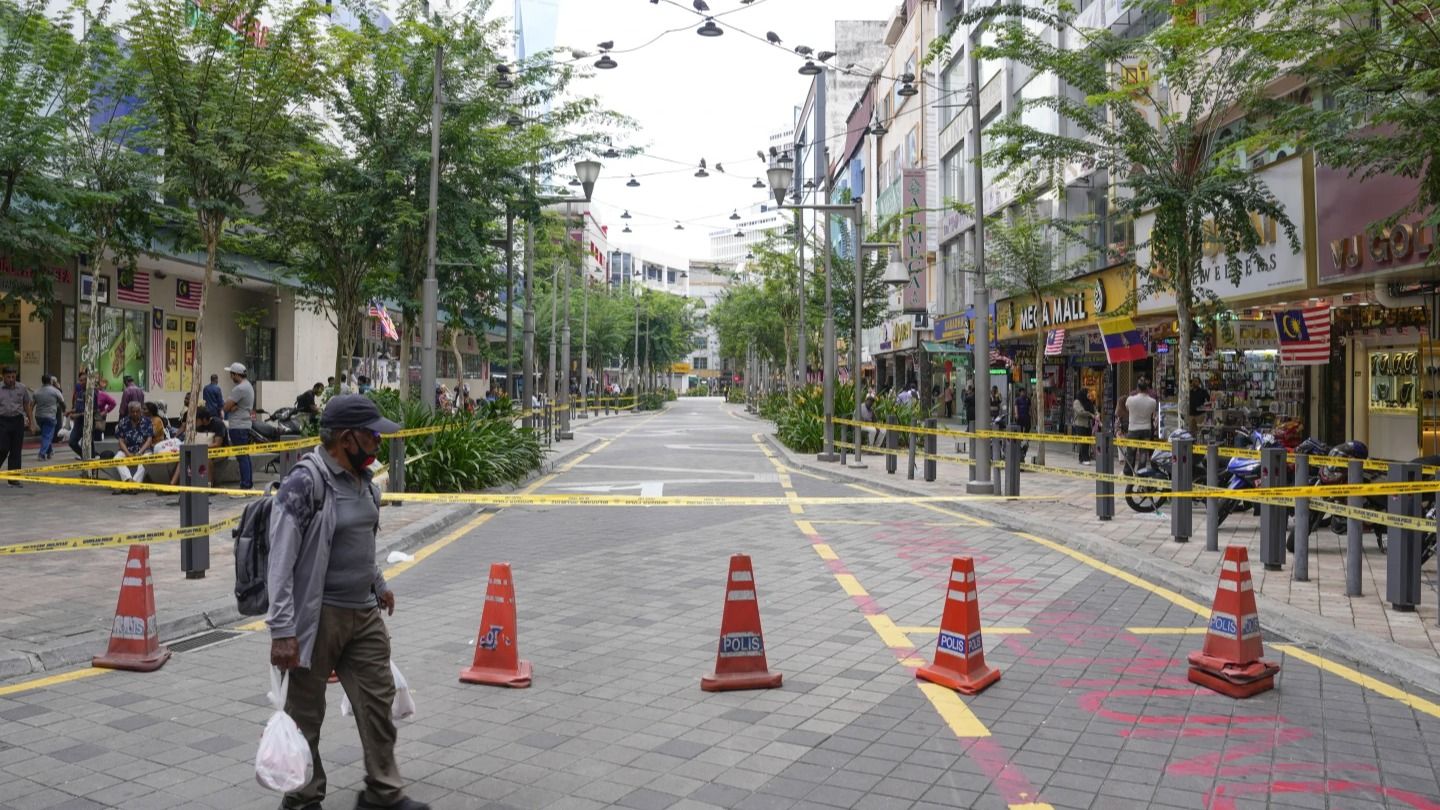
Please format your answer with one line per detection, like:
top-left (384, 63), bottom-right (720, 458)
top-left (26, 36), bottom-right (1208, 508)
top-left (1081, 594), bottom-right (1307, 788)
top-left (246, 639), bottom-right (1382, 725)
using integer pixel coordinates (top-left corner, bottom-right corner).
top-left (901, 169), bottom-right (928, 314)
top-left (1137, 155), bottom-right (1313, 313)
top-left (1316, 160), bottom-right (1438, 282)
top-left (878, 318), bottom-right (915, 353)
top-left (671, 362), bottom-right (692, 374)
top-left (933, 311), bottom-right (967, 343)
top-left (995, 264), bottom-right (1134, 340)
top-left (1216, 319), bottom-right (1278, 350)
top-left (0, 258), bottom-right (72, 291)
top-left (940, 206), bottom-right (971, 244)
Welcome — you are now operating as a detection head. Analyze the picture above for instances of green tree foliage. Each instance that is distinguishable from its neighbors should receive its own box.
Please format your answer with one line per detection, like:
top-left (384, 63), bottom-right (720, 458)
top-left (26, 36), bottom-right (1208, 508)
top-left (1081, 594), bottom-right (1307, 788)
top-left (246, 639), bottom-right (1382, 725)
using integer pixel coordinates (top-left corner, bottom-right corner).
top-left (128, 0), bottom-right (322, 437)
top-left (939, 0), bottom-right (1299, 423)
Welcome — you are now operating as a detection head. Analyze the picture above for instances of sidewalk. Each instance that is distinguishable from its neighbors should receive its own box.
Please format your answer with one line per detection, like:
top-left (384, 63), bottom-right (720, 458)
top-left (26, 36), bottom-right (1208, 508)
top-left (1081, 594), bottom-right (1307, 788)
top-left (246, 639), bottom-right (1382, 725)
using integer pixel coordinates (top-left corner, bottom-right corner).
top-left (745, 408), bottom-right (1440, 696)
top-left (0, 411), bottom-right (633, 680)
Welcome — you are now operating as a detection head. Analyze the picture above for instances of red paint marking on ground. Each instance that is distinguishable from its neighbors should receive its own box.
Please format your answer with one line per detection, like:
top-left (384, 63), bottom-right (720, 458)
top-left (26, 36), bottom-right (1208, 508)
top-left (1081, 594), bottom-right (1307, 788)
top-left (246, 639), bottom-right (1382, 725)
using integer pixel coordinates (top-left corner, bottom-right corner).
top-left (1208, 779), bottom-right (1440, 810)
top-left (1078, 686), bottom-right (1281, 727)
top-left (968, 737), bottom-right (1043, 806)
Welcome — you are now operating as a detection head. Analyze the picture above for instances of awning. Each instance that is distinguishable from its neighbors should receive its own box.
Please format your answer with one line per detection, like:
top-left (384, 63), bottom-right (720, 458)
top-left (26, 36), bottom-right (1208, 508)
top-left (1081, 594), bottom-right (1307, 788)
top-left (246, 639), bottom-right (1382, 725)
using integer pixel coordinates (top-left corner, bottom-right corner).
top-left (922, 341), bottom-right (966, 354)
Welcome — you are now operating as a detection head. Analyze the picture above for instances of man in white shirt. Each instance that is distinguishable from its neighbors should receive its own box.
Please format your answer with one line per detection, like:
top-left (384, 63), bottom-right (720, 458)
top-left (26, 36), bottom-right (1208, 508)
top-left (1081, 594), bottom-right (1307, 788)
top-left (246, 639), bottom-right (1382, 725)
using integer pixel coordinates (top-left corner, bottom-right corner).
top-left (1123, 377), bottom-right (1159, 471)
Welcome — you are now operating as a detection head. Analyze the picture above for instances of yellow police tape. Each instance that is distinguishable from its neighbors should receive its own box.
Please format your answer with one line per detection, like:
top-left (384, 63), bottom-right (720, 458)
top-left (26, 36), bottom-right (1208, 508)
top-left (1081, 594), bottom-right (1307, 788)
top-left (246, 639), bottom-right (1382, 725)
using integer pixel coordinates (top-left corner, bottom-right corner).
top-left (0, 517), bottom-right (242, 556)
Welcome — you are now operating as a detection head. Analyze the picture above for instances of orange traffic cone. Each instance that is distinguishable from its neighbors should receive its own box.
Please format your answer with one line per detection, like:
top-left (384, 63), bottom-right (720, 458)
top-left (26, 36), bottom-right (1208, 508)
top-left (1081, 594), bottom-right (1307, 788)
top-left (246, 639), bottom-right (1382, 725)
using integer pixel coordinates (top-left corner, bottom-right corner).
top-left (92, 545), bottom-right (171, 672)
top-left (1188, 545), bottom-right (1279, 698)
top-left (459, 563), bottom-right (532, 688)
top-left (701, 554), bottom-right (782, 692)
top-left (916, 556), bottom-right (1000, 695)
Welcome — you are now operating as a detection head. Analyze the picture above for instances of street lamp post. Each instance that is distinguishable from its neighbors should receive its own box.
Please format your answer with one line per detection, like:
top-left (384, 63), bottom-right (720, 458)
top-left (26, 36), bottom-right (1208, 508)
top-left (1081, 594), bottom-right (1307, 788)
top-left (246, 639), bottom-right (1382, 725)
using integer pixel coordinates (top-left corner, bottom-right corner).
top-left (420, 4), bottom-right (443, 411)
top-left (577, 272), bottom-right (590, 418)
top-left (965, 49), bottom-right (994, 495)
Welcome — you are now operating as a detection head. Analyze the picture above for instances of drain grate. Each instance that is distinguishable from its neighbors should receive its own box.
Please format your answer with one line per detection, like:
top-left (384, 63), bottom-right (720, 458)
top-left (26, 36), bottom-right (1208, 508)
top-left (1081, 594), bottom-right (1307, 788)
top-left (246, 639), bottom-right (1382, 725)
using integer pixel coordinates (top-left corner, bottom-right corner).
top-left (167, 629), bottom-right (244, 653)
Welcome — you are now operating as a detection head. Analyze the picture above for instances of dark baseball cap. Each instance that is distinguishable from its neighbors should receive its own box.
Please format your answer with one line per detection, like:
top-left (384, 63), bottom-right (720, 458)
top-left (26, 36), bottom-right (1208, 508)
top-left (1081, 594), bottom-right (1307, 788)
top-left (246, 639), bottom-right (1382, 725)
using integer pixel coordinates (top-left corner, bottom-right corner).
top-left (320, 394), bottom-right (401, 434)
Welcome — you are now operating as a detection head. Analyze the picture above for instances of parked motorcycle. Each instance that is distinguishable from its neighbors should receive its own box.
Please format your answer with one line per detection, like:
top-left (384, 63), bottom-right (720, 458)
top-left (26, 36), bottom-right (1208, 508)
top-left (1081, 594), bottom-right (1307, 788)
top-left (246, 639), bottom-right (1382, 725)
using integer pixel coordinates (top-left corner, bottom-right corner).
top-left (1123, 429), bottom-right (1205, 513)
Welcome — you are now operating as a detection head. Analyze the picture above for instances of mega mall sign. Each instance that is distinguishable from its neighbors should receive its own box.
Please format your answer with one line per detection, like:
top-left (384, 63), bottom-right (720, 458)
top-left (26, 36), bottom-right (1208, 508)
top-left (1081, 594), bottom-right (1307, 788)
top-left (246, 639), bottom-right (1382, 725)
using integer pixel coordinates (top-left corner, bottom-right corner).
top-left (1137, 155), bottom-right (1313, 314)
top-left (995, 264), bottom-right (1134, 340)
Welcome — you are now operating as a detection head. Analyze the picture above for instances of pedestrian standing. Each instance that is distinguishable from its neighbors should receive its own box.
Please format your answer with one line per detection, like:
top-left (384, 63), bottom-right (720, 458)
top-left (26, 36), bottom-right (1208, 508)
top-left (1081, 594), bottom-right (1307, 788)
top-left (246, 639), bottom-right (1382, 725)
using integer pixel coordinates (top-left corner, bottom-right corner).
top-left (68, 372), bottom-right (116, 459)
top-left (941, 383), bottom-right (954, 419)
top-left (267, 395), bottom-right (429, 810)
top-left (1013, 388), bottom-right (1031, 431)
top-left (120, 375), bottom-right (145, 414)
top-left (113, 401), bottom-right (154, 487)
top-left (1072, 388), bottom-right (1097, 464)
top-left (203, 373), bottom-right (225, 422)
top-left (962, 383), bottom-right (976, 430)
top-left (1123, 377), bottom-right (1159, 472)
top-left (32, 375), bottom-right (65, 461)
top-left (223, 362), bottom-right (255, 490)
top-left (0, 366), bottom-right (35, 486)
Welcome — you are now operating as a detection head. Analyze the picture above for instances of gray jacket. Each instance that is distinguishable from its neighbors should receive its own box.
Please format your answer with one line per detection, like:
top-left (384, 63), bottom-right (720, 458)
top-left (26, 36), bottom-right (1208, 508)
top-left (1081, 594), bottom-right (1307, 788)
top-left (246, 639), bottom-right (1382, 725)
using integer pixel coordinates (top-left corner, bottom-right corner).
top-left (265, 451), bottom-right (388, 669)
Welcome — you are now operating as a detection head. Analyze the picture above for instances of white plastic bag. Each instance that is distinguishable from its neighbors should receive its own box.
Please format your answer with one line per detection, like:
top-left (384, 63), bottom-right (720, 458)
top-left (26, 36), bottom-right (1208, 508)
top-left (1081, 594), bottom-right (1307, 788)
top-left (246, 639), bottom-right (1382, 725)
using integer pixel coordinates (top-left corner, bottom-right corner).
top-left (336, 661), bottom-right (415, 721)
top-left (255, 667), bottom-right (312, 793)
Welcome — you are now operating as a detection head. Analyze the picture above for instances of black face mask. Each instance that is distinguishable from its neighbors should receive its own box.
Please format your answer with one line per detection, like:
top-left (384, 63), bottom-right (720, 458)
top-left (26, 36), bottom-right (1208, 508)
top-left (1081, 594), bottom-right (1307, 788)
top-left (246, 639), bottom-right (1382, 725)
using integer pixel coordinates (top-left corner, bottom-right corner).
top-left (345, 432), bottom-right (376, 471)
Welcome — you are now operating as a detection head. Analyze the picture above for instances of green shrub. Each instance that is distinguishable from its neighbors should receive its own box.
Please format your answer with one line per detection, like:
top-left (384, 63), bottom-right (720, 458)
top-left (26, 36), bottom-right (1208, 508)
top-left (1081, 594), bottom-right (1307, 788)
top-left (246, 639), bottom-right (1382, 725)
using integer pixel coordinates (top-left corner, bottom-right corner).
top-left (637, 391), bottom-right (668, 410)
top-left (686, 383), bottom-right (710, 397)
top-left (664, 388), bottom-right (678, 402)
top-left (771, 383), bottom-right (857, 453)
top-left (872, 394), bottom-right (924, 447)
top-left (368, 390), bottom-right (544, 493)
top-left (726, 387), bottom-right (746, 404)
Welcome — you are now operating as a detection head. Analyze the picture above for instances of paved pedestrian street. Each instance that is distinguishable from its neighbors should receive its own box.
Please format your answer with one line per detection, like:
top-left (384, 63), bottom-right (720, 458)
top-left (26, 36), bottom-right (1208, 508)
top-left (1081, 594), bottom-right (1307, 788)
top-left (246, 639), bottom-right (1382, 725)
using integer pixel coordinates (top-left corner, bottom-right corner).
top-left (3, 401), bottom-right (1440, 809)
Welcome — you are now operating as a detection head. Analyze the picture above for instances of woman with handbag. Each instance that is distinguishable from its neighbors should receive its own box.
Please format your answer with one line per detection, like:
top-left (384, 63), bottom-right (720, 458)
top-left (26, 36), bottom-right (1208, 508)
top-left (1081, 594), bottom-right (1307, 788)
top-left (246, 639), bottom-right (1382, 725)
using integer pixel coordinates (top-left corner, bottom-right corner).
top-left (1072, 388), bottom-right (1097, 465)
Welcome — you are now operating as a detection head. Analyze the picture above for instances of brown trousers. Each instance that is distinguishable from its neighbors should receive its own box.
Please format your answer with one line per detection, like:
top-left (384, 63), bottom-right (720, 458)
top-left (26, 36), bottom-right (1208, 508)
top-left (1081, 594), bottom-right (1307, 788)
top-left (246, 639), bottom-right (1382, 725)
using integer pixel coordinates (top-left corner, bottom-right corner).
top-left (283, 605), bottom-right (404, 809)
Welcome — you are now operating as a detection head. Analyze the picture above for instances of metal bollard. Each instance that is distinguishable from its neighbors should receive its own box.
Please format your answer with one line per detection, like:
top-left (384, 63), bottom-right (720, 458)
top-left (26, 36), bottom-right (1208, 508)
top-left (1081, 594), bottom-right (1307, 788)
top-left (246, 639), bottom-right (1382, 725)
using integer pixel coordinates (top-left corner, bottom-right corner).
top-left (839, 428), bottom-right (848, 466)
top-left (1292, 453), bottom-right (1309, 581)
top-left (968, 435), bottom-right (977, 482)
top-left (179, 443), bottom-right (210, 579)
top-left (852, 424), bottom-right (868, 470)
top-left (1386, 462), bottom-right (1422, 611)
top-left (992, 438), bottom-right (1003, 496)
top-left (1259, 447), bottom-right (1287, 571)
top-left (885, 416), bottom-right (897, 475)
top-left (923, 419), bottom-right (937, 482)
top-left (278, 448), bottom-right (301, 476)
top-left (1005, 437), bottom-right (1021, 496)
top-left (1347, 459), bottom-right (1363, 596)
top-left (907, 422), bottom-right (917, 480)
top-left (1096, 433), bottom-right (1114, 521)
top-left (387, 436), bottom-right (405, 499)
top-left (1171, 435), bottom-right (1193, 542)
top-left (1205, 443), bottom-right (1220, 551)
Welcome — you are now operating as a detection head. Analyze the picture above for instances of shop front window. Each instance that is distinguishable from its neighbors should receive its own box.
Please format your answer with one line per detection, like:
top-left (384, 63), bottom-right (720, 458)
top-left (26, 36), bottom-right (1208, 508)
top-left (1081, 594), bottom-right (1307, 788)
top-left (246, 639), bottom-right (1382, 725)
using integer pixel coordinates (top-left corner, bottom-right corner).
top-left (0, 298), bottom-right (18, 366)
top-left (78, 305), bottom-right (147, 392)
top-left (244, 326), bottom-right (275, 382)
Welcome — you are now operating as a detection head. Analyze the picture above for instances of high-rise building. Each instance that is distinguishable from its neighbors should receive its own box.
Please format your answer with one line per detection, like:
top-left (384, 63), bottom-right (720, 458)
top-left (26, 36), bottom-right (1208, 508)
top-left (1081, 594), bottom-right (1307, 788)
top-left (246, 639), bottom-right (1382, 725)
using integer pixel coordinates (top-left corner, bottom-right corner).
top-left (708, 203), bottom-right (787, 266)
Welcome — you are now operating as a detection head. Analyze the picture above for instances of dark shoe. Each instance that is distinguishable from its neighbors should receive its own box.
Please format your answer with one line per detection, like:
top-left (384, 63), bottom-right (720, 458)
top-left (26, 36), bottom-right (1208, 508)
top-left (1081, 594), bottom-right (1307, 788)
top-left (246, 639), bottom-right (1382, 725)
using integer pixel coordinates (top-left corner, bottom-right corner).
top-left (7, 481), bottom-right (20, 488)
top-left (355, 798), bottom-right (428, 810)
top-left (279, 802), bottom-right (321, 810)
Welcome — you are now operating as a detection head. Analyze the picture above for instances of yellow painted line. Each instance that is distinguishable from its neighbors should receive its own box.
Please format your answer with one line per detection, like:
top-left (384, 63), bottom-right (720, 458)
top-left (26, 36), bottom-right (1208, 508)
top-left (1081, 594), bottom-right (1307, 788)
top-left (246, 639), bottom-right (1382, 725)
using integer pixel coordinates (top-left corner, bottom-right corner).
top-left (1011, 532), bottom-right (1211, 617)
top-left (847, 482), bottom-right (993, 527)
top-left (1274, 644), bottom-right (1440, 721)
top-left (794, 519), bottom-right (818, 536)
top-left (1127, 627), bottom-right (1208, 635)
top-left (813, 543), bottom-right (838, 561)
top-left (777, 474), bottom-right (794, 489)
top-left (807, 519), bottom-right (965, 527)
top-left (896, 626), bottom-right (1031, 636)
top-left (900, 656), bottom-right (927, 668)
top-left (834, 573), bottom-right (868, 597)
top-left (384, 511), bottom-right (495, 579)
top-left (777, 464), bottom-right (830, 482)
top-left (236, 619), bottom-right (266, 631)
top-left (1009, 804), bottom-right (1056, 810)
top-left (917, 682), bottom-right (991, 738)
top-left (786, 491), bottom-right (804, 515)
top-left (866, 614), bottom-right (916, 648)
top-left (0, 667), bottom-right (108, 697)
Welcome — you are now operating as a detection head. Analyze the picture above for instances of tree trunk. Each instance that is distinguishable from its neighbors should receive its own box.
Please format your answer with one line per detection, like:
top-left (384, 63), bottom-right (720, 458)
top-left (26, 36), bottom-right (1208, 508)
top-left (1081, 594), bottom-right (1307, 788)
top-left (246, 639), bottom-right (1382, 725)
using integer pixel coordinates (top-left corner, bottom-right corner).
top-left (451, 327), bottom-right (464, 406)
top-left (184, 223), bottom-right (221, 444)
top-left (80, 235), bottom-right (109, 463)
top-left (783, 326), bottom-right (794, 398)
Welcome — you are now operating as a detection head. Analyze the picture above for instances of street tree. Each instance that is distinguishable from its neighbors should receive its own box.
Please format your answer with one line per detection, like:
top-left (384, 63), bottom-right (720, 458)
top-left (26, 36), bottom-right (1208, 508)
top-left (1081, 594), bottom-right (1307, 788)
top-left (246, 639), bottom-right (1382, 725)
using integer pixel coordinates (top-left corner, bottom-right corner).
top-left (939, 0), bottom-right (1299, 426)
top-left (128, 0), bottom-right (322, 438)
top-left (57, 4), bottom-right (161, 461)
top-left (0, 0), bottom-right (82, 312)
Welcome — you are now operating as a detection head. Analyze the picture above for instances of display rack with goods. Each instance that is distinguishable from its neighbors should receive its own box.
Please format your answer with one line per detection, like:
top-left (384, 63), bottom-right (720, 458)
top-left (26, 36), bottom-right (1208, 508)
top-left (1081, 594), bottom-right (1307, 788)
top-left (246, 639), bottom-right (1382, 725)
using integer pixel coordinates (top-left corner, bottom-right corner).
top-left (1189, 350), bottom-right (1305, 440)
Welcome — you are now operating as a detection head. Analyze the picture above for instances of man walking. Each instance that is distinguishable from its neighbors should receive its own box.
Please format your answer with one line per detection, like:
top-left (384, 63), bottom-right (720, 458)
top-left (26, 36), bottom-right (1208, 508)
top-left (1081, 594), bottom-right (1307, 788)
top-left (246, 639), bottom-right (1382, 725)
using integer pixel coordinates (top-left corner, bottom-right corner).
top-left (1123, 377), bottom-right (1159, 472)
top-left (203, 373), bottom-right (225, 421)
top-left (67, 371), bottom-right (116, 459)
top-left (267, 395), bottom-right (427, 810)
top-left (223, 362), bottom-right (255, 490)
top-left (33, 375), bottom-right (64, 461)
top-left (0, 367), bottom-right (35, 486)
top-left (113, 401), bottom-right (154, 487)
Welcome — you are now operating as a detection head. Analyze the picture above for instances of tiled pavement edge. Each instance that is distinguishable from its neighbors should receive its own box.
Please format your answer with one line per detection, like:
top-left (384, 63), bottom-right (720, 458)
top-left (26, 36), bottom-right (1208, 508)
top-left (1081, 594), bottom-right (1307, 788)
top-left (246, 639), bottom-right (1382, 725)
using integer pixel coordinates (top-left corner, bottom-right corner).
top-left (0, 416), bottom-right (627, 681)
top-left (752, 415), bottom-right (1440, 701)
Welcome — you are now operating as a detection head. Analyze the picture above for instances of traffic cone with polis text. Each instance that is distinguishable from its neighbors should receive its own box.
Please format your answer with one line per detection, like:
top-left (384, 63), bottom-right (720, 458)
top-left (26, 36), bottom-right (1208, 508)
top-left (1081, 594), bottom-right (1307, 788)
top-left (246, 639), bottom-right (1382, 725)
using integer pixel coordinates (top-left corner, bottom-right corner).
top-left (92, 545), bottom-right (171, 672)
top-left (459, 563), bottom-right (531, 688)
top-left (701, 554), bottom-right (782, 691)
top-left (1187, 545), bottom-right (1279, 698)
top-left (916, 556), bottom-right (1000, 695)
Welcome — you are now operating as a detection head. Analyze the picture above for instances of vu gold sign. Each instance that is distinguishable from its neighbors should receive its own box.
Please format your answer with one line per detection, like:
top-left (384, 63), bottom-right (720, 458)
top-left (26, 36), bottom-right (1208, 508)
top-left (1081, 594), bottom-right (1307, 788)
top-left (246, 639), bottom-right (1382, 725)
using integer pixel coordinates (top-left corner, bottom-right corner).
top-left (901, 168), bottom-right (928, 314)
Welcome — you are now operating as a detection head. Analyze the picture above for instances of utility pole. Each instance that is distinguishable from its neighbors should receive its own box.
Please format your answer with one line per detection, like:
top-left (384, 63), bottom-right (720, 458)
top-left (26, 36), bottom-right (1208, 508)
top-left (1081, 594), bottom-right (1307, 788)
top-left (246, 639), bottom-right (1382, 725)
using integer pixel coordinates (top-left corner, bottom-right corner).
top-left (547, 258), bottom-right (559, 409)
top-left (559, 226), bottom-right (574, 439)
top-left (578, 268), bottom-right (590, 418)
top-left (420, 5), bottom-right (442, 411)
top-left (816, 71), bottom-right (839, 462)
top-left (967, 44), bottom-right (994, 494)
top-left (522, 213), bottom-right (536, 428)
top-left (504, 210), bottom-right (515, 400)
top-left (794, 141), bottom-right (805, 398)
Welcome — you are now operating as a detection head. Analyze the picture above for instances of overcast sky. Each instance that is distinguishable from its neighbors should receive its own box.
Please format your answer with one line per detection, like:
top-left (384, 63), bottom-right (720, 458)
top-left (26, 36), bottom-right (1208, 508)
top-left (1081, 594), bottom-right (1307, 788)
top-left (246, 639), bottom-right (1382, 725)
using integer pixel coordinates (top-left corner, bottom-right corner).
top-left (535, 0), bottom-right (891, 258)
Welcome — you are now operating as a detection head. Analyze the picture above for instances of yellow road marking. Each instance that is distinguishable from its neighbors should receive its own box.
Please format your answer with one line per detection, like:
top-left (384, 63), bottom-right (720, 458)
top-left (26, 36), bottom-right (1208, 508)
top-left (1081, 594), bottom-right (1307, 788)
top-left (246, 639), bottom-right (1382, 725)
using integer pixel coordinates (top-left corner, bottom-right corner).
top-left (847, 482), bottom-right (993, 527)
top-left (777, 464), bottom-right (830, 482)
top-left (813, 543), bottom-right (838, 561)
top-left (786, 491), bottom-right (804, 514)
top-left (807, 519), bottom-right (967, 527)
top-left (384, 512), bottom-right (495, 579)
top-left (1011, 532), bottom-right (1211, 617)
top-left (777, 474), bottom-right (793, 489)
top-left (866, 614), bottom-right (915, 648)
top-left (900, 656), bottom-right (927, 668)
top-left (1127, 627), bottom-right (1208, 635)
top-left (895, 626), bottom-right (1031, 636)
top-left (0, 668), bottom-right (108, 697)
top-left (917, 682), bottom-right (992, 738)
top-left (1273, 644), bottom-right (1440, 721)
top-left (834, 573), bottom-right (868, 597)
top-left (794, 519), bottom-right (818, 537)
top-left (1009, 804), bottom-right (1056, 810)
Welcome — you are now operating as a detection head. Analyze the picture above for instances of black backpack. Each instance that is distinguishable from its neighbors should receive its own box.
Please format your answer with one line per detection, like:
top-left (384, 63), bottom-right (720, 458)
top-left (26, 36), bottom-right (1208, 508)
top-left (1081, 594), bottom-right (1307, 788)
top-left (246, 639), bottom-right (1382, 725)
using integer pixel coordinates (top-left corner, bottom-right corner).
top-left (233, 457), bottom-right (326, 616)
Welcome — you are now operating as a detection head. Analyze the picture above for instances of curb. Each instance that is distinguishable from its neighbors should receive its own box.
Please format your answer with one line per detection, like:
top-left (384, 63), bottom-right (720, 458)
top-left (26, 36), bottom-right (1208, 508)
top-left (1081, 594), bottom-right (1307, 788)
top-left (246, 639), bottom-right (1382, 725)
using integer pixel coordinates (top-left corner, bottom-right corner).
top-left (757, 426), bottom-right (1440, 701)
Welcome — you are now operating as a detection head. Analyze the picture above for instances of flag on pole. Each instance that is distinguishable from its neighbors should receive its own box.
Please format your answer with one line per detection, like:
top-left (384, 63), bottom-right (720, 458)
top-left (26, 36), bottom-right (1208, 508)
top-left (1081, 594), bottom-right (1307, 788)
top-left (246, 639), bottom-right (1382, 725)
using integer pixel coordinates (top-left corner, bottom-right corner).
top-left (369, 300), bottom-right (400, 341)
top-left (1273, 304), bottom-right (1331, 365)
top-left (1097, 316), bottom-right (1148, 364)
top-left (1044, 329), bottom-right (1066, 356)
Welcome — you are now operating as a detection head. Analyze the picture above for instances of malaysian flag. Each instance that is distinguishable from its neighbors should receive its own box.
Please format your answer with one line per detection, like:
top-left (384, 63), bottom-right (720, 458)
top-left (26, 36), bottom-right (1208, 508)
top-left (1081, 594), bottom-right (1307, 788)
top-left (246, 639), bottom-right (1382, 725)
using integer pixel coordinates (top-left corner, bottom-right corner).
top-left (116, 267), bottom-right (150, 305)
top-left (176, 278), bottom-right (201, 310)
top-left (1273, 303), bottom-right (1331, 365)
top-left (1044, 328), bottom-right (1066, 356)
top-left (369, 300), bottom-right (399, 341)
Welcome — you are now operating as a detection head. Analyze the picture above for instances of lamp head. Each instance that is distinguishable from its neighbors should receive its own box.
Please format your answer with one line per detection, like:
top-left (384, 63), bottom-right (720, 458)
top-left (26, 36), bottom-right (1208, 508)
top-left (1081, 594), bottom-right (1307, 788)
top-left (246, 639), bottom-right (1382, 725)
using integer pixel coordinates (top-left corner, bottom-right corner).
top-left (882, 258), bottom-right (910, 287)
top-left (766, 166), bottom-right (794, 206)
top-left (574, 159), bottom-right (601, 201)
